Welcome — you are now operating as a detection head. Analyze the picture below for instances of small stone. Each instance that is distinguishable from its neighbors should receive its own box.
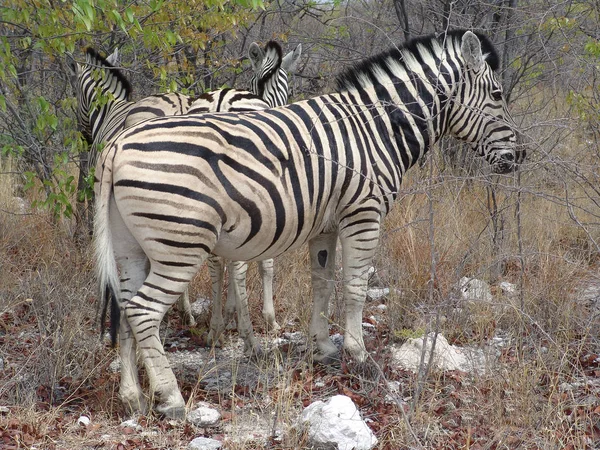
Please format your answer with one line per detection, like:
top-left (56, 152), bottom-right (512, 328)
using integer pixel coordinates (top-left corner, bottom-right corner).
top-left (120, 419), bottom-right (142, 431)
top-left (367, 287), bottom-right (389, 300)
top-left (188, 436), bottom-right (222, 450)
top-left (0, 406), bottom-right (10, 414)
top-left (299, 395), bottom-right (378, 450)
top-left (460, 277), bottom-right (493, 302)
top-left (109, 358), bottom-right (121, 373)
top-left (191, 298), bottom-right (211, 317)
top-left (188, 404), bottom-right (221, 427)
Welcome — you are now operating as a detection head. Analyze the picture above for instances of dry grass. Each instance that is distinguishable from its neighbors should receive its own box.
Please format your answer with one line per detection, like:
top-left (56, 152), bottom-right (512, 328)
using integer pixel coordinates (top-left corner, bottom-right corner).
top-left (2, 97), bottom-right (600, 449)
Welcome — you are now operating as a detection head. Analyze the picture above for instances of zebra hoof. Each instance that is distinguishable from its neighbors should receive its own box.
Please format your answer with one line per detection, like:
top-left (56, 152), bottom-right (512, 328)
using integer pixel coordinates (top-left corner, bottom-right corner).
top-left (244, 343), bottom-right (265, 360)
top-left (312, 340), bottom-right (340, 366)
top-left (184, 314), bottom-right (197, 327)
top-left (156, 404), bottom-right (186, 420)
top-left (206, 330), bottom-right (224, 348)
top-left (265, 320), bottom-right (281, 333)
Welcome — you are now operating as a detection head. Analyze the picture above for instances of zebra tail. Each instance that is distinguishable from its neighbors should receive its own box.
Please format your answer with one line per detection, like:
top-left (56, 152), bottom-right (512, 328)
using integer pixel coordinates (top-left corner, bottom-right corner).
top-left (93, 145), bottom-right (121, 347)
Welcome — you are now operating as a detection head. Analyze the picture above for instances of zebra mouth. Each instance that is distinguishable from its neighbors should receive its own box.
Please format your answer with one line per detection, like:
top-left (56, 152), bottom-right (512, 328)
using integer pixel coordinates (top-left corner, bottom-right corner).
top-left (492, 160), bottom-right (517, 174)
top-left (491, 151), bottom-right (518, 174)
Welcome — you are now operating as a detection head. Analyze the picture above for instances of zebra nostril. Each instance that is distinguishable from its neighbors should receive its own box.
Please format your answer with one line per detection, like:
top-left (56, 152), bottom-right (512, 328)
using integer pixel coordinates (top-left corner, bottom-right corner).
top-left (504, 153), bottom-right (514, 161)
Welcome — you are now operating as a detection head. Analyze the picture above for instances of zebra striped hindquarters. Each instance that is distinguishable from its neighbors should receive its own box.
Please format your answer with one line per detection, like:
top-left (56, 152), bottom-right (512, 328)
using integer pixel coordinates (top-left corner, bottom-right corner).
top-left (95, 30), bottom-right (524, 418)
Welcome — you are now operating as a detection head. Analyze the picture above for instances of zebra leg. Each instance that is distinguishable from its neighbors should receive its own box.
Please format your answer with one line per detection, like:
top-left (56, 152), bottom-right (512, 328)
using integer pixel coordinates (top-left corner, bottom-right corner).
top-left (117, 263), bottom-right (148, 415)
top-left (229, 261), bottom-right (262, 356)
top-left (258, 258), bottom-right (279, 332)
top-left (308, 232), bottom-right (339, 364)
top-left (177, 287), bottom-right (196, 326)
top-left (109, 199), bottom-right (149, 415)
top-left (339, 212), bottom-right (382, 363)
top-left (207, 255), bottom-right (225, 347)
top-left (125, 269), bottom-right (192, 419)
top-left (223, 262), bottom-right (237, 330)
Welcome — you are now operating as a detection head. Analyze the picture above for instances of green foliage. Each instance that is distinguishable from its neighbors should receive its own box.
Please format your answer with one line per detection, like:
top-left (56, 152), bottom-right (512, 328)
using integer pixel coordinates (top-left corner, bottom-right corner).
top-left (393, 327), bottom-right (426, 341)
top-left (0, 0), bottom-right (264, 219)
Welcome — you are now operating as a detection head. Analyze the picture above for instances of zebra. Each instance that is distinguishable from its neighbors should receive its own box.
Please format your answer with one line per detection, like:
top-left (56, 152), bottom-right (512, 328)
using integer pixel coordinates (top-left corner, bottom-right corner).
top-left (67, 41), bottom-right (301, 339)
top-left (120, 41), bottom-right (302, 342)
top-left (94, 30), bottom-right (525, 418)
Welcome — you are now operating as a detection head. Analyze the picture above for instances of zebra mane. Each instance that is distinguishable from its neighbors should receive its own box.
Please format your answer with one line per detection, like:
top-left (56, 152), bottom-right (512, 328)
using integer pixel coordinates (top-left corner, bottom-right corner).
top-left (84, 47), bottom-right (132, 98)
top-left (260, 41), bottom-right (283, 78)
top-left (335, 29), bottom-right (499, 92)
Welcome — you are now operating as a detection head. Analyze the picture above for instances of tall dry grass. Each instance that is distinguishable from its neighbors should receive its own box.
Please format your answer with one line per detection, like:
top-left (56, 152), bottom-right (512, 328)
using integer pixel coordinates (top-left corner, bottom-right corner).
top-left (1, 85), bottom-right (600, 448)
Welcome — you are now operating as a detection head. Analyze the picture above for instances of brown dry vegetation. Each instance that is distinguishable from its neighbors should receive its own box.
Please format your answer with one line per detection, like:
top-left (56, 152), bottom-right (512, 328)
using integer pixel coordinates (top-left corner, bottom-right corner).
top-left (2, 81), bottom-right (600, 449)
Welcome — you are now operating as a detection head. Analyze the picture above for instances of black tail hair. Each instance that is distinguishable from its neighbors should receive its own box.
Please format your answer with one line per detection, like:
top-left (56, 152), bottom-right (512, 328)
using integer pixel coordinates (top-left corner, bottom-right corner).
top-left (100, 285), bottom-right (120, 347)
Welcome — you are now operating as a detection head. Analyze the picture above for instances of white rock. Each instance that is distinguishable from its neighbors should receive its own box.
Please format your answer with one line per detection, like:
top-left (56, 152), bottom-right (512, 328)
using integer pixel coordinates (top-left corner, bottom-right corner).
top-left (460, 277), bottom-right (493, 302)
top-left (191, 297), bottom-right (211, 317)
top-left (109, 357), bottom-right (121, 373)
top-left (77, 415), bottom-right (90, 426)
top-left (120, 419), bottom-right (142, 431)
top-left (367, 287), bottom-right (389, 300)
top-left (188, 437), bottom-right (222, 450)
top-left (391, 333), bottom-right (486, 374)
top-left (299, 395), bottom-right (378, 450)
top-left (499, 281), bottom-right (517, 295)
top-left (187, 404), bottom-right (221, 427)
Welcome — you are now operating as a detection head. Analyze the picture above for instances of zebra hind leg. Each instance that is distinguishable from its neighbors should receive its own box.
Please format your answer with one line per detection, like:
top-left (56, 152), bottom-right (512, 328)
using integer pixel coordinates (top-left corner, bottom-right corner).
top-left (125, 266), bottom-right (199, 419)
top-left (109, 198), bottom-right (150, 415)
top-left (308, 233), bottom-right (340, 365)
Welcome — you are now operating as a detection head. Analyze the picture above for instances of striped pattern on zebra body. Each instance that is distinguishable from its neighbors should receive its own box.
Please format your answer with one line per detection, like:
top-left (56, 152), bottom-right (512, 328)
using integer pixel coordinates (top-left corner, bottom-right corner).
top-left (69, 42), bottom-right (302, 354)
top-left (95, 30), bottom-right (525, 418)
top-left (118, 41), bottom-right (302, 350)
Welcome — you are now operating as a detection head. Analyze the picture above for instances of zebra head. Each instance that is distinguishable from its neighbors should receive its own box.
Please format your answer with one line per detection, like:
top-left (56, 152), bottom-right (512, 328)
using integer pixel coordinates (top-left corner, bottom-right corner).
top-left (448, 31), bottom-right (525, 174)
top-left (248, 41), bottom-right (302, 107)
top-left (66, 48), bottom-right (131, 145)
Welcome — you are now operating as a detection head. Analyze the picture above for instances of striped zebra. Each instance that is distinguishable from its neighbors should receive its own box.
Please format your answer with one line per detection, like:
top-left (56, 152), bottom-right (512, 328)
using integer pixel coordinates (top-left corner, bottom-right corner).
top-left (67, 42), bottom-right (301, 338)
top-left (95, 30), bottom-right (525, 418)
top-left (120, 41), bottom-right (302, 342)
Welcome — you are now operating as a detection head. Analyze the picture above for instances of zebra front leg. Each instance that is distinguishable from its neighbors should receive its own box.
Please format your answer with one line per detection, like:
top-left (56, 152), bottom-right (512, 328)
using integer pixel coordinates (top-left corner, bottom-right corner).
top-left (258, 258), bottom-right (279, 332)
top-left (207, 255), bottom-right (225, 347)
top-left (229, 261), bottom-right (262, 357)
top-left (308, 233), bottom-right (339, 364)
top-left (339, 212), bottom-right (381, 363)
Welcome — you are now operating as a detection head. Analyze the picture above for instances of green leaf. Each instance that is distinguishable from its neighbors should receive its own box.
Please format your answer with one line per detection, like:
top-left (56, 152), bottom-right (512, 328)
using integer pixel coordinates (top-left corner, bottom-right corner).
top-left (125, 7), bottom-right (134, 23)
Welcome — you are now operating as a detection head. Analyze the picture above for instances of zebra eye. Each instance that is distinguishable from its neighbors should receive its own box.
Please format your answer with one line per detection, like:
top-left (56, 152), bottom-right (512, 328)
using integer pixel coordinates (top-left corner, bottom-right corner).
top-left (491, 90), bottom-right (503, 101)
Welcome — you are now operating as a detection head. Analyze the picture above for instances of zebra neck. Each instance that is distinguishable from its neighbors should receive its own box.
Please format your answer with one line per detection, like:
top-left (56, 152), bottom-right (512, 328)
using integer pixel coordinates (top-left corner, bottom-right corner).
top-left (91, 99), bottom-right (133, 148)
top-left (338, 79), bottom-right (447, 175)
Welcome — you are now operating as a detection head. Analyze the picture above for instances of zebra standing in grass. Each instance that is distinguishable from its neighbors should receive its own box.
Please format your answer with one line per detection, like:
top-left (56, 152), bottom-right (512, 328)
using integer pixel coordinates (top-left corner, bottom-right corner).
top-left (67, 41), bottom-right (302, 337)
top-left (95, 30), bottom-right (525, 418)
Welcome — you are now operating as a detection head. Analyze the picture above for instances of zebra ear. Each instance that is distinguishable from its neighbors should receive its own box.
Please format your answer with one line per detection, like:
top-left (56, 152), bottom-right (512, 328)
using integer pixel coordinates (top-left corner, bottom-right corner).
top-left (248, 42), bottom-right (264, 71)
top-left (65, 52), bottom-right (80, 90)
top-left (105, 48), bottom-right (120, 66)
top-left (281, 43), bottom-right (302, 73)
top-left (461, 31), bottom-right (484, 72)
top-left (65, 52), bottom-right (79, 77)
